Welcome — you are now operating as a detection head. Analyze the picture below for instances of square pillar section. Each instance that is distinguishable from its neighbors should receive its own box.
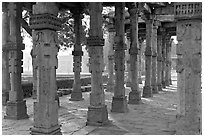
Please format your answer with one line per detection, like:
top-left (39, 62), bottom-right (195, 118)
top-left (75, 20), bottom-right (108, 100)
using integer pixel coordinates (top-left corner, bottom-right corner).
top-left (174, 2), bottom-right (202, 134)
top-left (4, 2), bottom-right (28, 120)
top-left (29, 2), bottom-right (62, 135)
top-left (127, 3), bottom-right (141, 104)
top-left (111, 2), bottom-right (128, 113)
top-left (142, 14), bottom-right (153, 98)
top-left (86, 2), bottom-right (109, 126)
top-left (2, 4), bottom-right (10, 106)
top-left (70, 8), bottom-right (84, 101)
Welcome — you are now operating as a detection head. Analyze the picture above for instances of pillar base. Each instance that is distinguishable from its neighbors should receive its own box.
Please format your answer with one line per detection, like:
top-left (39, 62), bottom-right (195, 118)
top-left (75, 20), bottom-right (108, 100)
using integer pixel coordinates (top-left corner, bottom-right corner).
top-left (126, 81), bottom-right (131, 87)
top-left (162, 81), bottom-right (166, 88)
top-left (106, 83), bottom-right (114, 92)
top-left (2, 92), bottom-right (9, 106)
top-left (152, 85), bottom-right (158, 94)
top-left (69, 92), bottom-right (84, 101)
top-left (111, 96), bottom-right (128, 113)
top-left (165, 80), bottom-right (170, 86)
top-left (30, 125), bottom-right (62, 135)
top-left (4, 100), bottom-right (29, 120)
top-left (157, 84), bottom-right (163, 91)
top-left (142, 86), bottom-right (152, 98)
top-left (86, 105), bottom-right (109, 126)
top-left (128, 91), bottom-right (141, 104)
top-left (169, 79), bottom-right (172, 85)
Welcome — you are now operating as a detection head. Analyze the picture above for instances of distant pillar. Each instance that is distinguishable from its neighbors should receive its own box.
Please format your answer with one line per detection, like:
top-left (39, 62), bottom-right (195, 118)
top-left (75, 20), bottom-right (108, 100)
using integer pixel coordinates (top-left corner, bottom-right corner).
top-left (143, 15), bottom-right (153, 98)
top-left (111, 2), bottom-right (128, 112)
top-left (70, 9), bottom-right (84, 101)
top-left (161, 29), bottom-right (166, 88)
top-left (151, 21), bottom-right (159, 94)
top-left (4, 2), bottom-right (28, 120)
top-left (168, 38), bottom-right (173, 85)
top-left (156, 30), bottom-right (163, 91)
top-left (165, 35), bottom-right (171, 86)
top-left (138, 37), bottom-right (143, 84)
top-left (86, 2), bottom-right (109, 125)
top-left (175, 2), bottom-right (202, 134)
top-left (2, 4), bottom-right (10, 105)
top-left (125, 31), bottom-right (131, 87)
top-left (29, 2), bottom-right (61, 134)
top-left (127, 3), bottom-right (141, 104)
top-left (106, 23), bottom-right (115, 92)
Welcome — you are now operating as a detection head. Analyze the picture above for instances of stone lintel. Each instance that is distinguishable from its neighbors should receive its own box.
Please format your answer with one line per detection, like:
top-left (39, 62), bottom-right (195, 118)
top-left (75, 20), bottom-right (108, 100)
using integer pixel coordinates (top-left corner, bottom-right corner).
top-left (4, 100), bottom-right (29, 120)
top-left (86, 105), bottom-right (109, 126)
top-left (142, 86), bottom-right (152, 98)
top-left (111, 96), bottom-right (128, 113)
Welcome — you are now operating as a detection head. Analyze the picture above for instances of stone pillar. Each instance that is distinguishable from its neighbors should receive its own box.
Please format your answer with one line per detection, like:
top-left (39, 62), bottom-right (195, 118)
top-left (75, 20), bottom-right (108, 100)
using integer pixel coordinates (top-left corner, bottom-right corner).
top-left (4, 2), bottom-right (28, 120)
top-left (86, 2), bottom-right (109, 125)
top-left (157, 30), bottom-right (163, 91)
top-left (106, 24), bottom-right (115, 92)
top-left (161, 30), bottom-right (166, 88)
top-left (70, 9), bottom-right (84, 101)
top-left (168, 38), bottom-right (173, 85)
top-left (29, 2), bottom-right (61, 134)
top-left (142, 16), bottom-right (153, 98)
top-left (151, 21), bottom-right (158, 94)
top-left (111, 2), bottom-right (128, 112)
top-left (2, 4), bottom-right (10, 105)
top-left (175, 2), bottom-right (201, 134)
top-left (30, 48), bottom-right (37, 99)
top-left (125, 32), bottom-right (131, 87)
top-left (165, 36), bottom-right (170, 86)
top-left (127, 3), bottom-right (141, 104)
top-left (138, 37), bottom-right (143, 84)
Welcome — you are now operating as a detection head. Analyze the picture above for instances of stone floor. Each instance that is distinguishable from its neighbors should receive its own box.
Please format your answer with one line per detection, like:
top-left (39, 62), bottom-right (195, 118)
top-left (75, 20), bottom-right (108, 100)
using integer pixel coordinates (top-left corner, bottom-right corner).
top-left (2, 72), bottom-right (178, 135)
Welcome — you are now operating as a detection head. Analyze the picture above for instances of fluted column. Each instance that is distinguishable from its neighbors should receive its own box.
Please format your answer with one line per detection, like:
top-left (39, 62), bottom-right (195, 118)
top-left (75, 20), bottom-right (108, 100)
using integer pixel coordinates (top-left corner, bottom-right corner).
top-left (111, 2), bottom-right (128, 112)
top-left (29, 2), bottom-right (61, 134)
top-left (175, 2), bottom-right (201, 134)
top-left (151, 21), bottom-right (158, 94)
top-left (157, 29), bottom-right (162, 91)
top-left (4, 2), bottom-right (28, 120)
top-left (86, 2), bottom-right (109, 125)
top-left (106, 24), bottom-right (115, 92)
top-left (70, 9), bottom-right (84, 101)
top-left (127, 3), bottom-right (141, 104)
top-left (142, 16), bottom-right (153, 98)
top-left (2, 4), bottom-right (10, 105)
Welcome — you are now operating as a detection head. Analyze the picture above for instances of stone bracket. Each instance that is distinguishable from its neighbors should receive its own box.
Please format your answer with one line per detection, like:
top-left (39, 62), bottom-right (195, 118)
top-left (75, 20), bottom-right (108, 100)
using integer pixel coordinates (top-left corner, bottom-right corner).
top-left (72, 50), bottom-right (83, 56)
top-left (87, 36), bottom-right (104, 46)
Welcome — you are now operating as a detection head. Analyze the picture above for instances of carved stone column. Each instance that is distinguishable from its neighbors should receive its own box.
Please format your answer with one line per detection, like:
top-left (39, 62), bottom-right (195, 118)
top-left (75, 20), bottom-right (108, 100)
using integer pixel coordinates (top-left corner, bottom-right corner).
top-left (2, 4), bottom-right (10, 105)
top-left (111, 2), bottom-right (128, 112)
top-left (86, 2), bottom-right (109, 125)
top-left (138, 37), bottom-right (143, 84)
top-left (174, 2), bottom-right (202, 134)
top-left (151, 21), bottom-right (158, 94)
top-left (30, 48), bottom-right (37, 99)
top-left (70, 9), bottom-right (84, 101)
top-left (4, 2), bottom-right (28, 120)
top-left (29, 2), bottom-right (61, 134)
top-left (125, 31), bottom-right (131, 87)
top-left (161, 29), bottom-right (166, 88)
top-left (168, 38), bottom-right (173, 85)
top-left (106, 24), bottom-right (115, 92)
top-left (157, 30), bottom-right (163, 91)
top-left (165, 36), bottom-right (171, 86)
top-left (127, 3), bottom-right (141, 104)
top-left (142, 16), bottom-right (153, 98)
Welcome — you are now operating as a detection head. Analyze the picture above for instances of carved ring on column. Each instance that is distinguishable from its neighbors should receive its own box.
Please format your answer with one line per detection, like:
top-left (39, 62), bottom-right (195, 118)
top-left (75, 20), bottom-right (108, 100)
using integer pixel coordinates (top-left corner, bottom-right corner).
top-left (30, 13), bottom-right (62, 31)
top-left (87, 36), bottom-right (104, 46)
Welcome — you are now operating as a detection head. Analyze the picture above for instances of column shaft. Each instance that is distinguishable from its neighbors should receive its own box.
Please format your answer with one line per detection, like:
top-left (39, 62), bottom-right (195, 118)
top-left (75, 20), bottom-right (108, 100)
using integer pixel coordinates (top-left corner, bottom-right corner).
top-left (111, 2), bottom-right (128, 112)
top-left (70, 9), bottom-right (84, 101)
top-left (86, 2), bottom-right (109, 125)
top-left (143, 18), bottom-right (153, 98)
top-left (165, 37), bottom-right (170, 86)
top-left (161, 31), bottom-right (166, 88)
top-left (30, 2), bottom-right (61, 134)
top-left (157, 34), bottom-right (162, 91)
top-left (5, 2), bottom-right (28, 120)
top-left (138, 38), bottom-right (143, 84)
